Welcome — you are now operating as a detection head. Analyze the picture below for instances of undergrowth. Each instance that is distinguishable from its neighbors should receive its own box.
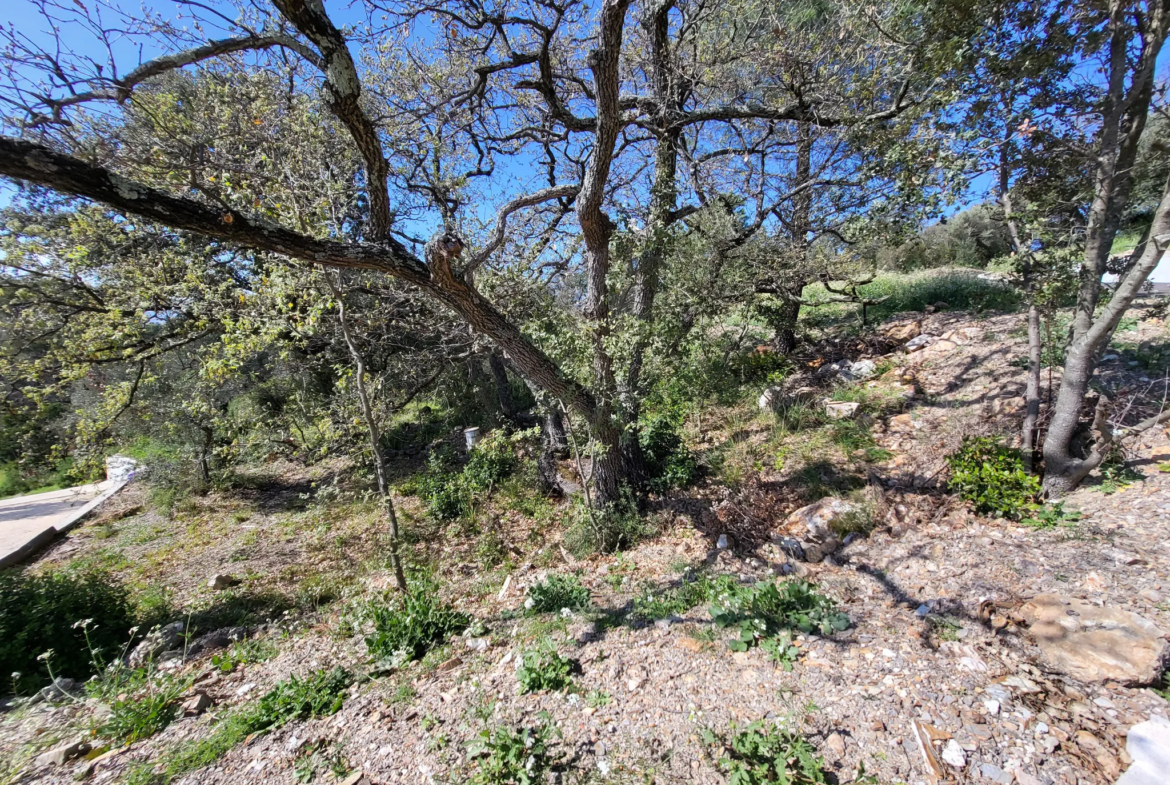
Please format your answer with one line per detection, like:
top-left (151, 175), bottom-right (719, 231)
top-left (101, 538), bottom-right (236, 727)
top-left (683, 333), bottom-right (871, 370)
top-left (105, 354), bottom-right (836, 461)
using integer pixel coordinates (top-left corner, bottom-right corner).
top-left (364, 575), bottom-right (471, 669)
top-left (465, 713), bottom-right (562, 785)
top-left (516, 644), bottom-right (577, 693)
top-left (525, 573), bottom-right (590, 614)
top-left (703, 720), bottom-right (831, 784)
top-left (946, 436), bottom-right (1040, 519)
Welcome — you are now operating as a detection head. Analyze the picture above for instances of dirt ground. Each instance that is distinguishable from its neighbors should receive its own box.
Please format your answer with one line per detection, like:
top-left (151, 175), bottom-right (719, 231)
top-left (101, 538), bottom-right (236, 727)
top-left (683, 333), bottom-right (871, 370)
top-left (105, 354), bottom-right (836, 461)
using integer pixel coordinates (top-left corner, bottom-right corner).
top-left (3, 305), bottom-right (1169, 785)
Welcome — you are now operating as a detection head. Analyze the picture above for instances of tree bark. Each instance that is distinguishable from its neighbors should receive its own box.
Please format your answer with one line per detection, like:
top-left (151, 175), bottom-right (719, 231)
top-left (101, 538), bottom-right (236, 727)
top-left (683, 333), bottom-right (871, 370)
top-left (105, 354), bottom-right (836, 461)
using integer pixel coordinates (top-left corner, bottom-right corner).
top-left (488, 352), bottom-right (518, 420)
top-left (1042, 171), bottom-right (1170, 495)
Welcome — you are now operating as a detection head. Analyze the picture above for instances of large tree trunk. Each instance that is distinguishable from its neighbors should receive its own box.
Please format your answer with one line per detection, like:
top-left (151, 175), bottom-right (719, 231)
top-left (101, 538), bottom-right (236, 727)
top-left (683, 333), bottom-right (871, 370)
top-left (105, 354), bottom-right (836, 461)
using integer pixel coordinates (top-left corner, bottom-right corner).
top-left (1042, 172), bottom-right (1170, 495)
top-left (769, 294), bottom-right (803, 355)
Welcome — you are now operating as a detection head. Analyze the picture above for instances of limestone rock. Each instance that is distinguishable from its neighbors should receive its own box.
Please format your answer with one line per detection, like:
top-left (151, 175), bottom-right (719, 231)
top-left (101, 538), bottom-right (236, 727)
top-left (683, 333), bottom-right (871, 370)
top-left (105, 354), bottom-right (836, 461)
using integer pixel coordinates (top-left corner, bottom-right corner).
top-left (882, 320), bottom-right (921, 342)
top-left (127, 621), bottom-right (186, 667)
top-left (784, 498), bottom-right (857, 543)
top-left (182, 691), bottom-right (213, 716)
top-left (35, 738), bottom-right (89, 768)
top-left (904, 334), bottom-right (936, 352)
top-left (1020, 593), bottom-right (1168, 684)
top-left (824, 401), bottom-right (859, 419)
top-left (207, 574), bottom-right (240, 590)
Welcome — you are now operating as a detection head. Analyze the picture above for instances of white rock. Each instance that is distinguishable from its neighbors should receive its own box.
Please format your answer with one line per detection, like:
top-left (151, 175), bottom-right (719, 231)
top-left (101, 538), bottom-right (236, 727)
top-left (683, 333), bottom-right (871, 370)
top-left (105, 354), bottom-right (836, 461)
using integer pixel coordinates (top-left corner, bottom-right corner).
top-left (1117, 715), bottom-right (1170, 785)
top-left (207, 574), bottom-right (240, 590)
top-left (904, 334), bottom-right (937, 351)
top-left (716, 534), bottom-right (729, 550)
top-left (824, 401), bottom-right (860, 419)
top-left (982, 699), bottom-right (1000, 715)
top-left (941, 739), bottom-right (966, 768)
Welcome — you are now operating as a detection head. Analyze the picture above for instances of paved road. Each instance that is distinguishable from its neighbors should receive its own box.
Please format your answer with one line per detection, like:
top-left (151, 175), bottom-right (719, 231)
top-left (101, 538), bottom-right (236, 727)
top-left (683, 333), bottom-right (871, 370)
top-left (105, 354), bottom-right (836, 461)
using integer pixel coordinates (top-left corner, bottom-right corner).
top-left (0, 482), bottom-right (115, 568)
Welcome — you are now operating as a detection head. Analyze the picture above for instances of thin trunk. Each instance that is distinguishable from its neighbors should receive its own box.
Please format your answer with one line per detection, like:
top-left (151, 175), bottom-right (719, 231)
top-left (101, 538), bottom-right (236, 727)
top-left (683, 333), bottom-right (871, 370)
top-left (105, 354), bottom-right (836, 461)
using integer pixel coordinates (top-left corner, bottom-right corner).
top-left (1073, 3), bottom-right (1162, 341)
top-left (326, 274), bottom-right (407, 590)
top-left (999, 153), bottom-right (1042, 472)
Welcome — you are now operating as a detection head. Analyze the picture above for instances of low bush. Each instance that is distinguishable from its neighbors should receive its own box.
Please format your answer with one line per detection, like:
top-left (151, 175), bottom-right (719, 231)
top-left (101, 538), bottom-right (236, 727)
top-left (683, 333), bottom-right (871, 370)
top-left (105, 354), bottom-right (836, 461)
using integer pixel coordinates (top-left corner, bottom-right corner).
top-left (516, 645), bottom-right (576, 693)
top-left (364, 576), bottom-right (471, 668)
top-left (708, 578), bottom-right (849, 654)
top-left (946, 436), bottom-right (1040, 519)
top-left (638, 411), bottom-right (699, 492)
top-left (409, 432), bottom-right (520, 521)
top-left (562, 491), bottom-right (651, 557)
top-left (0, 567), bottom-right (138, 692)
top-left (702, 721), bottom-right (831, 784)
top-left (525, 574), bottom-right (590, 615)
top-left (241, 667), bottom-right (353, 734)
top-left (463, 430), bottom-right (518, 489)
top-left (466, 713), bottom-right (562, 785)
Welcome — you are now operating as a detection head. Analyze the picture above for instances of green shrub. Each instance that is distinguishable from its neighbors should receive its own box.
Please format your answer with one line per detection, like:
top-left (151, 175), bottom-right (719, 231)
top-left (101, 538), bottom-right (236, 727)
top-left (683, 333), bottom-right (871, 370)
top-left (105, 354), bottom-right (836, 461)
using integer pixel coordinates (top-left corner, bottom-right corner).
top-left (525, 574), bottom-right (590, 614)
top-left (1020, 501), bottom-right (1082, 529)
top-left (708, 578), bottom-right (849, 653)
top-left (562, 491), bottom-right (651, 557)
top-left (946, 436), bottom-right (1040, 519)
top-left (702, 721), bottom-right (830, 784)
top-left (411, 451), bottom-right (473, 521)
top-left (466, 714), bottom-right (562, 785)
top-left (516, 645), bottom-right (576, 693)
top-left (464, 431), bottom-right (518, 490)
top-left (638, 411), bottom-right (698, 492)
top-left (364, 576), bottom-right (471, 668)
top-left (0, 568), bottom-right (137, 692)
top-left (410, 433), bottom-right (518, 522)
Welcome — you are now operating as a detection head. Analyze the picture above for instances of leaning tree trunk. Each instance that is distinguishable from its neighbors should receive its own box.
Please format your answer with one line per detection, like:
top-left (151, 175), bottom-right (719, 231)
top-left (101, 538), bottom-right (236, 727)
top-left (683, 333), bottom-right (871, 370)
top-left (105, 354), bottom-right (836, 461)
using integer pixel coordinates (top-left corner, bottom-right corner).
top-left (1042, 172), bottom-right (1170, 496)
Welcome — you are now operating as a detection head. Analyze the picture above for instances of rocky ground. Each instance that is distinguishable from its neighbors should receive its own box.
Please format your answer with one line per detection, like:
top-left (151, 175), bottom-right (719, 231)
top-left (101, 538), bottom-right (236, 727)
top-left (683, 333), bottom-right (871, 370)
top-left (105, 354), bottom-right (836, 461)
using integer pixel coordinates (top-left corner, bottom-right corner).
top-left (2, 305), bottom-right (1169, 785)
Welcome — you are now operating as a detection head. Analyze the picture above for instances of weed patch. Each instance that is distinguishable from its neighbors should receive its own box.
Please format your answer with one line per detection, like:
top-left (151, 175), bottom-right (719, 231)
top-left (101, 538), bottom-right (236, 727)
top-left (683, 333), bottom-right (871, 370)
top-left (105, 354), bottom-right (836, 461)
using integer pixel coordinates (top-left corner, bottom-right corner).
top-left (525, 573), bottom-right (590, 614)
top-left (703, 720), bottom-right (830, 784)
top-left (632, 572), bottom-right (717, 620)
top-left (364, 576), bottom-right (471, 668)
top-left (709, 578), bottom-right (849, 656)
top-left (563, 492), bottom-right (651, 557)
top-left (465, 713), bottom-right (562, 785)
top-left (516, 644), bottom-right (576, 693)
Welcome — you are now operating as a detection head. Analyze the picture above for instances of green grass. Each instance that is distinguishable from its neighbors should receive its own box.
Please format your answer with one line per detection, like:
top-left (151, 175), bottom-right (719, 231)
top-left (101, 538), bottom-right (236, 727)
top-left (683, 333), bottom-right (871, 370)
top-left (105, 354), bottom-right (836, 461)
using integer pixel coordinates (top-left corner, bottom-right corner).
top-left (128, 668), bottom-right (353, 785)
top-left (632, 572), bottom-right (718, 620)
top-left (800, 268), bottom-right (1021, 329)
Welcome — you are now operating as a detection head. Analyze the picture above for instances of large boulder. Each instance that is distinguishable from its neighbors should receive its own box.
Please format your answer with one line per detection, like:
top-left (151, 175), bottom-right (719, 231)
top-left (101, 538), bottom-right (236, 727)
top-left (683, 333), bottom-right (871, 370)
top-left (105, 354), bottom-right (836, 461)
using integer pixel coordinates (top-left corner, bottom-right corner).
top-left (783, 498), bottom-right (857, 543)
top-left (882, 320), bottom-right (922, 342)
top-left (1020, 594), bottom-right (1168, 685)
